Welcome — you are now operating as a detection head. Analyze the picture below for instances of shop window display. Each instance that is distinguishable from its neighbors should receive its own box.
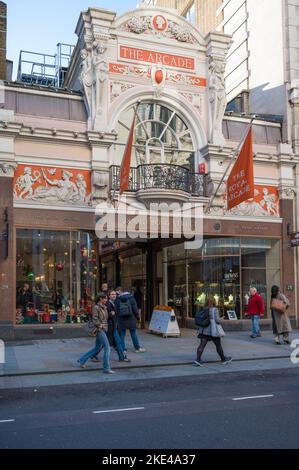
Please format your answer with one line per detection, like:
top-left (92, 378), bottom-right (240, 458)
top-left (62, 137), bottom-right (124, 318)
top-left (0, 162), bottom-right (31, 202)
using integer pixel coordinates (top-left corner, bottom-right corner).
top-left (167, 237), bottom-right (281, 321)
top-left (16, 229), bottom-right (98, 325)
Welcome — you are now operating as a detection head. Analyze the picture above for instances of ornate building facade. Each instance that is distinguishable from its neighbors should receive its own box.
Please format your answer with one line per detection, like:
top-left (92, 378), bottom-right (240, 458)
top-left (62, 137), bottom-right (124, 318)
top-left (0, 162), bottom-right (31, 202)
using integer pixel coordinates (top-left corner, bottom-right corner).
top-left (0, 5), bottom-right (298, 339)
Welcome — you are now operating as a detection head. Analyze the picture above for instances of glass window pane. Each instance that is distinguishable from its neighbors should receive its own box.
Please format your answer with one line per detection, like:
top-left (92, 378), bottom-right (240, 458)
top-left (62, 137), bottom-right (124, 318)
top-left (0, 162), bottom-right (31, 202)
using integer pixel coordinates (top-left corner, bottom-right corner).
top-left (241, 238), bottom-right (280, 268)
top-left (16, 229), bottom-right (97, 325)
top-left (202, 238), bottom-right (240, 256)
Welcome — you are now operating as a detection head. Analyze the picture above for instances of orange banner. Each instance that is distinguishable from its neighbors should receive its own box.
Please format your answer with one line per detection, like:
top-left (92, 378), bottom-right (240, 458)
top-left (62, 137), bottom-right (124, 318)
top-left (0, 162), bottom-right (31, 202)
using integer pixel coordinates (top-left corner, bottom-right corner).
top-left (227, 127), bottom-right (254, 211)
top-left (119, 46), bottom-right (195, 70)
top-left (119, 112), bottom-right (136, 195)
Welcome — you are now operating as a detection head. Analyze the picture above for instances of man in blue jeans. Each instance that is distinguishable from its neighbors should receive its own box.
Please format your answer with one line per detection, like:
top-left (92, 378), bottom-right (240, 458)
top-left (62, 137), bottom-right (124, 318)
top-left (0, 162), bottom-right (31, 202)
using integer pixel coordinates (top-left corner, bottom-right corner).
top-left (77, 293), bottom-right (115, 374)
top-left (115, 287), bottom-right (146, 353)
top-left (247, 287), bottom-right (265, 338)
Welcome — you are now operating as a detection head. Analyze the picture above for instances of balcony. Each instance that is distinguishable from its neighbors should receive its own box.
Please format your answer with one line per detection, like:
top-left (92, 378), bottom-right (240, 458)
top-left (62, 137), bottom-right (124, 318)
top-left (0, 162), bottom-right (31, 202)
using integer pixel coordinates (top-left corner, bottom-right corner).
top-left (109, 164), bottom-right (206, 204)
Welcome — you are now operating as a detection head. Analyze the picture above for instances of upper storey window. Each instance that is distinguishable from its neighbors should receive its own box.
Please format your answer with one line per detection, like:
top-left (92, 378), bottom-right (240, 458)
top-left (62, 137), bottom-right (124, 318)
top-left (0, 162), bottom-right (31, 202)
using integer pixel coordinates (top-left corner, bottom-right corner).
top-left (115, 101), bottom-right (195, 168)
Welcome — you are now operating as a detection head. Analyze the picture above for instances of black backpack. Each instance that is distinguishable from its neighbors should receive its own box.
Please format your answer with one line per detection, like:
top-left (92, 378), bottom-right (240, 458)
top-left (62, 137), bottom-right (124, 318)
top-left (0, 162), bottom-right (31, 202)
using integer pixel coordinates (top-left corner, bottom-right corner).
top-left (118, 299), bottom-right (133, 318)
top-left (195, 308), bottom-right (210, 328)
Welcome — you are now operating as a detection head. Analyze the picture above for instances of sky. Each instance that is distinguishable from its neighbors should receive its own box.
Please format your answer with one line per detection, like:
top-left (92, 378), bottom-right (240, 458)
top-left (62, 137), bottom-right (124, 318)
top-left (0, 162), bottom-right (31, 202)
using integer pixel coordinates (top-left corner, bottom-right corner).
top-left (5, 0), bottom-right (138, 79)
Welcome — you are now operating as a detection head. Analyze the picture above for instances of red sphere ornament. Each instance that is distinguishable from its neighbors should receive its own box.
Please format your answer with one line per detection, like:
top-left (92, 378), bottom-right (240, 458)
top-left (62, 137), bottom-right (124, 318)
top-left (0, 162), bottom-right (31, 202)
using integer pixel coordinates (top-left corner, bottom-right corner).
top-left (155, 69), bottom-right (164, 85)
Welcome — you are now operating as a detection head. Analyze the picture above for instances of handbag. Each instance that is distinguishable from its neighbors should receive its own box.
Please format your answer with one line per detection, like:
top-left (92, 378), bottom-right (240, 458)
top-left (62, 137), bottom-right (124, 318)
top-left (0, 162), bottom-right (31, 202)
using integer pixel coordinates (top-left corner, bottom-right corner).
top-left (85, 321), bottom-right (98, 337)
top-left (270, 298), bottom-right (287, 314)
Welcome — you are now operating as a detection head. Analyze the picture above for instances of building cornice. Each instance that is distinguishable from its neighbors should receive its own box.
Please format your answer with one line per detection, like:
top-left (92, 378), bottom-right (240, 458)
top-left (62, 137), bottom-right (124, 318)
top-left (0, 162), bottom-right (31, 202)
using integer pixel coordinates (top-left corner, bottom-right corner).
top-left (0, 122), bottom-right (117, 147)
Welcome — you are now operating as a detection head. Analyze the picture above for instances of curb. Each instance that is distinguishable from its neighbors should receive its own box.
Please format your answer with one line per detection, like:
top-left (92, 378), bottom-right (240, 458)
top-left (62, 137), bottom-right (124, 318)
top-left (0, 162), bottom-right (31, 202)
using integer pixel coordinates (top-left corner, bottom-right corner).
top-left (0, 354), bottom-right (292, 378)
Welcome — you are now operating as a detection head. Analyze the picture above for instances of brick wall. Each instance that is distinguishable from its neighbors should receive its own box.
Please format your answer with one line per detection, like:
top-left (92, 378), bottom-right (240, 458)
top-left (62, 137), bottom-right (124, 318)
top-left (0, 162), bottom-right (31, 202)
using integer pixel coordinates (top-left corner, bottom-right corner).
top-left (0, 2), bottom-right (7, 80)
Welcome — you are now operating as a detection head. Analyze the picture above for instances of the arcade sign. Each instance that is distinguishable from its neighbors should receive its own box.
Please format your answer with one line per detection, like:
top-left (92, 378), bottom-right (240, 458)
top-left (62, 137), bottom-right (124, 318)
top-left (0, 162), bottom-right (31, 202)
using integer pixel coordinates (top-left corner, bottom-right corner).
top-left (119, 46), bottom-right (195, 71)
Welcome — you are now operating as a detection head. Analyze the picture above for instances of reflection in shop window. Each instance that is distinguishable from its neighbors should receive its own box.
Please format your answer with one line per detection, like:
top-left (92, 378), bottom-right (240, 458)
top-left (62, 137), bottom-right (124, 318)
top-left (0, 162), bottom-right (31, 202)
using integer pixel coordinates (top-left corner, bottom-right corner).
top-left (16, 229), bottom-right (98, 325)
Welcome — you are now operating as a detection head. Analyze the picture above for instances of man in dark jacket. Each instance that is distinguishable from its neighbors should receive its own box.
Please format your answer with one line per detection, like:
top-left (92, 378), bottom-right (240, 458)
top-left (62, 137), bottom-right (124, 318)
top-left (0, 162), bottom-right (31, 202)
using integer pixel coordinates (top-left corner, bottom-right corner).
top-left (107, 291), bottom-right (131, 362)
top-left (115, 287), bottom-right (146, 353)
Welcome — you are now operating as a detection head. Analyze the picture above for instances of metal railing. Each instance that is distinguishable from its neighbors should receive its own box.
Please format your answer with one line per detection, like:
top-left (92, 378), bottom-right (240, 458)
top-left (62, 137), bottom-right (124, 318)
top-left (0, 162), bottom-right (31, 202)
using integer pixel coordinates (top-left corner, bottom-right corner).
top-left (109, 164), bottom-right (206, 196)
top-left (17, 43), bottom-right (75, 88)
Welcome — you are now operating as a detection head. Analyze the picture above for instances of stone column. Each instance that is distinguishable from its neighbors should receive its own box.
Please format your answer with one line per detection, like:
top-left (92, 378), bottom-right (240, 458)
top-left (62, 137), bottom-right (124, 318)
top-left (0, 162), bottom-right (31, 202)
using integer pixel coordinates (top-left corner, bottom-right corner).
top-left (0, 163), bottom-right (16, 340)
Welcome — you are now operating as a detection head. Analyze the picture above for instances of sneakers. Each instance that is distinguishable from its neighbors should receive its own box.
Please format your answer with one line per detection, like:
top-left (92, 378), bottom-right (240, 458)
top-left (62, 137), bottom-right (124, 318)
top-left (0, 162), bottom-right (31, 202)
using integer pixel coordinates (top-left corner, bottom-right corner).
top-left (222, 357), bottom-right (233, 365)
top-left (135, 348), bottom-right (146, 353)
top-left (250, 334), bottom-right (257, 339)
top-left (103, 369), bottom-right (115, 374)
top-left (121, 358), bottom-right (131, 362)
top-left (193, 360), bottom-right (203, 367)
top-left (77, 360), bottom-right (86, 369)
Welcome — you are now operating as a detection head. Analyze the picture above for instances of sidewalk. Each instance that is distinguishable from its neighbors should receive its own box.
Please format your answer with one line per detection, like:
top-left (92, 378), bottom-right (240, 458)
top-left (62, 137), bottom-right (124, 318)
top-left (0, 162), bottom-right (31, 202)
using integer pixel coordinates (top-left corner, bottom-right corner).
top-left (1, 329), bottom-right (298, 379)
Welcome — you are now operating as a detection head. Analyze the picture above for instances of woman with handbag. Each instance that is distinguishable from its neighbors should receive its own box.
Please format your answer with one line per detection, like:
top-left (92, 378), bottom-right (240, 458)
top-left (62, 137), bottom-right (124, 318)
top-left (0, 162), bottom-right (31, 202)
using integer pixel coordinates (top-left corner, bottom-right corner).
top-left (271, 285), bottom-right (292, 345)
top-left (194, 296), bottom-right (232, 366)
top-left (77, 293), bottom-right (115, 374)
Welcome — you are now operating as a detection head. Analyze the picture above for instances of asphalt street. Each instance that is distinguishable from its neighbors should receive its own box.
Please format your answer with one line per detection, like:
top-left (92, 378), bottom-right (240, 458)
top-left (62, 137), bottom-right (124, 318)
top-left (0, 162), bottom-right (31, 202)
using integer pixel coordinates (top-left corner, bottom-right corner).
top-left (0, 367), bottom-right (299, 449)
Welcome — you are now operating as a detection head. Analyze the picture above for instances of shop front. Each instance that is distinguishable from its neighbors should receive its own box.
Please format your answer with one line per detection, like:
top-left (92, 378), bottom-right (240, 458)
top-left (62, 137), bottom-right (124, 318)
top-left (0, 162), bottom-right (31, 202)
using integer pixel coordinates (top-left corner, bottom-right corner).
top-left (164, 237), bottom-right (281, 322)
top-left (15, 229), bottom-right (98, 325)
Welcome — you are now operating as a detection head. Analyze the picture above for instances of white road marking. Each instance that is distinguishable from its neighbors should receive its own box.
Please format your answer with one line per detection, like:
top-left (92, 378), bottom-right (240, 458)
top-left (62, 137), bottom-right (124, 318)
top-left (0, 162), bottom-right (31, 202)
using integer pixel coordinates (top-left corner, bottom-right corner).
top-left (93, 407), bottom-right (145, 415)
top-left (0, 419), bottom-right (15, 424)
top-left (232, 395), bottom-right (274, 401)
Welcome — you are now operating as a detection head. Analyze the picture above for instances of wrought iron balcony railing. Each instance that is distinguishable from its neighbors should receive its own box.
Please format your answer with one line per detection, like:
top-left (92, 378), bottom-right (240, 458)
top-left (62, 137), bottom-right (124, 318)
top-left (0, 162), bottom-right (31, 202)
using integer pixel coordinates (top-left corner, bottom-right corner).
top-left (109, 164), bottom-right (206, 197)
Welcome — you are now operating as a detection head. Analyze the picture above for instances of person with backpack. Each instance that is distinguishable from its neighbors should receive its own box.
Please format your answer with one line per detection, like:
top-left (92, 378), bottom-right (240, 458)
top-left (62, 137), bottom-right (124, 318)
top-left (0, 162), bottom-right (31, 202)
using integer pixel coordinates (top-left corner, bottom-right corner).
top-left (107, 290), bottom-right (131, 362)
top-left (194, 296), bottom-right (232, 366)
top-left (115, 287), bottom-right (146, 353)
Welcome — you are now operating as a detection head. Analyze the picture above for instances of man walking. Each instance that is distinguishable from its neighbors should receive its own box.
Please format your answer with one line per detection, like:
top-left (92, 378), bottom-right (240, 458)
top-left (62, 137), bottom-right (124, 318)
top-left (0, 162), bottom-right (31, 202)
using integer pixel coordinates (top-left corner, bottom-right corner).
top-left (247, 287), bottom-right (265, 338)
top-left (115, 287), bottom-right (146, 353)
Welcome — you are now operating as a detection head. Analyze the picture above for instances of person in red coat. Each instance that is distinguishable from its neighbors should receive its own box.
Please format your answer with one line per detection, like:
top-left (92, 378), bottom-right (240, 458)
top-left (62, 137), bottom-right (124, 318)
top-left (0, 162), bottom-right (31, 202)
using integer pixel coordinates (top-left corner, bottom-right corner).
top-left (247, 287), bottom-right (265, 338)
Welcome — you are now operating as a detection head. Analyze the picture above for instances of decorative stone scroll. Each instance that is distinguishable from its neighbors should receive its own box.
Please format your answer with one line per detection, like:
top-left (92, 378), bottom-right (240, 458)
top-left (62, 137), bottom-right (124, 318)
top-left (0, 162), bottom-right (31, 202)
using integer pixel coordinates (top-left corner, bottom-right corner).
top-left (0, 162), bottom-right (17, 178)
top-left (120, 15), bottom-right (196, 44)
top-left (109, 63), bottom-right (206, 88)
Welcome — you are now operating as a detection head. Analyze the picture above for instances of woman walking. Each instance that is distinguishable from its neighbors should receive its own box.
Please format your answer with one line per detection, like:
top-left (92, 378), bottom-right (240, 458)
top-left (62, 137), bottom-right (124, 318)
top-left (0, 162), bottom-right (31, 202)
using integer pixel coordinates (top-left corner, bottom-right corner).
top-left (271, 285), bottom-right (292, 345)
top-left (194, 296), bottom-right (232, 366)
top-left (78, 293), bottom-right (115, 374)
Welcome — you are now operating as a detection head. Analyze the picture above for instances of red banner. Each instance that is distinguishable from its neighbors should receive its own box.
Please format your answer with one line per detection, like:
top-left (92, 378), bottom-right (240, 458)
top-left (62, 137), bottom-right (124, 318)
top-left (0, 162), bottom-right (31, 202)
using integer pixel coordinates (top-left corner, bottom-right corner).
top-left (227, 127), bottom-right (254, 210)
top-left (119, 112), bottom-right (136, 195)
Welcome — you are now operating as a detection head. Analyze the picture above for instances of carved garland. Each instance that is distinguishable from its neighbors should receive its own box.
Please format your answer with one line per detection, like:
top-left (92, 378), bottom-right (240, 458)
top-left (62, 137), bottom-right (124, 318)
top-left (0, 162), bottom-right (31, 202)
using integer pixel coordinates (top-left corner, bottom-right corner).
top-left (121, 16), bottom-right (196, 44)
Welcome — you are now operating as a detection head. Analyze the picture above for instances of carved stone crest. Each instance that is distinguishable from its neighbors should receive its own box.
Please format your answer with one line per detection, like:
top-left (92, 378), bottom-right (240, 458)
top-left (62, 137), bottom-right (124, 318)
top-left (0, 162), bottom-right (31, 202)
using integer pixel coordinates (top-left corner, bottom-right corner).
top-left (91, 170), bottom-right (109, 203)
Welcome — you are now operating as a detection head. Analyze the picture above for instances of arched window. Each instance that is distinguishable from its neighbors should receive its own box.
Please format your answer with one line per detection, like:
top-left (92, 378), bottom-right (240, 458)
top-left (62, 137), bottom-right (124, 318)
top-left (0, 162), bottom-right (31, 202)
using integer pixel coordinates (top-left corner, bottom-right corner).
top-left (114, 101), bottom-right (195, 168)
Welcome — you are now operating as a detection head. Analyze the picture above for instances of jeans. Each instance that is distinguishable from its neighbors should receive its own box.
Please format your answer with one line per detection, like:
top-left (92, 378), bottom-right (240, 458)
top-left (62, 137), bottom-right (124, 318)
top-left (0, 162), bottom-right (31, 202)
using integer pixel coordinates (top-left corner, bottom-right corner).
top-left (121, 328), bottom-right (141, 351)
top-left (79, 330), bottom-right (111, 372)
top-left (197, 337), bottom-right (226, 361)
top-left (114, 329), bottom-right (126, 361)
top-left (251, 315), bottom-right (260, 336)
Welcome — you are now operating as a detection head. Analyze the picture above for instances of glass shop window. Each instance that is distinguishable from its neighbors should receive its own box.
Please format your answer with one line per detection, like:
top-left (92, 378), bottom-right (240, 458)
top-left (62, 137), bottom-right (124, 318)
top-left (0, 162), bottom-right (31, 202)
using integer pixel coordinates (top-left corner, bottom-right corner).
top-left (16, 229), bottom-right (98, 325)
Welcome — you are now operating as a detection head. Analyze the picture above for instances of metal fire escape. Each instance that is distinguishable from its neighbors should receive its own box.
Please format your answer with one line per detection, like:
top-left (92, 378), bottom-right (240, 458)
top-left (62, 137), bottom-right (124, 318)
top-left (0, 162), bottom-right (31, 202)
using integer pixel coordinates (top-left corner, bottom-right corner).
top-left (17, 43), bottom-right (75, 87)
